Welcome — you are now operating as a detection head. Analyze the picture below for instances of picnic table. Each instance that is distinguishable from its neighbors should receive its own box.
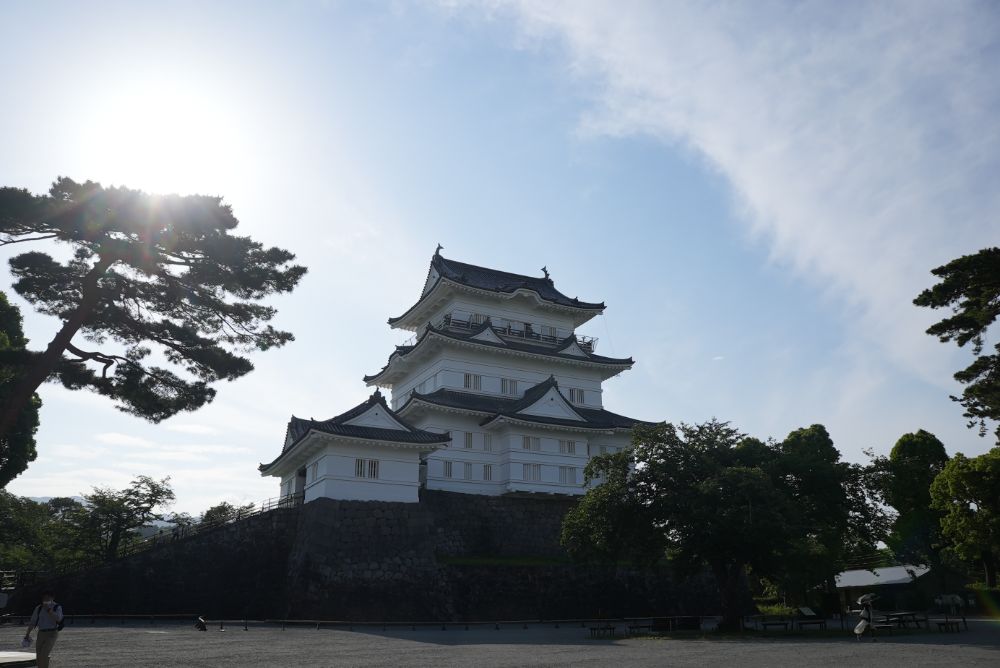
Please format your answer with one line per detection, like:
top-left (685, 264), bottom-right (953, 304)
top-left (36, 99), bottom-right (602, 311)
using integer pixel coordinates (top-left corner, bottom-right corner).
top-left (884, 611), bottom-right (926, 629)
top-left (755, 616), bottom-right (790, 631)
top-left (589, 624), bottom-right (616, 638)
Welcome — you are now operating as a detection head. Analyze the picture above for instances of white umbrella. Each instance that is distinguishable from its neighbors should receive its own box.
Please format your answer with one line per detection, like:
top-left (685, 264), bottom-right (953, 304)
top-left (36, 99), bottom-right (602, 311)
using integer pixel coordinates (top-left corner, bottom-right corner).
top-left (857, 593), bottom-right (878, 604)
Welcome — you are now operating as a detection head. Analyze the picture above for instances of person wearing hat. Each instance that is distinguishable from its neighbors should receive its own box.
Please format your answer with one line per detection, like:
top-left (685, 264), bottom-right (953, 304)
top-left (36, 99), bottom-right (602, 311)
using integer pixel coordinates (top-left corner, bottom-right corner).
top-left (23, 590), bottom-right (64, 667)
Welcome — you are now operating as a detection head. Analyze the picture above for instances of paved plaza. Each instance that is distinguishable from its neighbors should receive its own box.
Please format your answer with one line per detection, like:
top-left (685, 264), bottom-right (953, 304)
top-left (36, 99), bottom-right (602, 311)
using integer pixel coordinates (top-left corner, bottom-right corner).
top-left (2, 619), bottom-right (998, 667)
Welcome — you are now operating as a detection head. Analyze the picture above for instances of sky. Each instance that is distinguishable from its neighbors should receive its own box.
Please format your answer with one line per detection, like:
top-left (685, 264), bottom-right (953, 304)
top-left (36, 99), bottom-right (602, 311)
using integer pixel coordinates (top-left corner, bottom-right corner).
top-left (0, 1), bottom-right (997, 515)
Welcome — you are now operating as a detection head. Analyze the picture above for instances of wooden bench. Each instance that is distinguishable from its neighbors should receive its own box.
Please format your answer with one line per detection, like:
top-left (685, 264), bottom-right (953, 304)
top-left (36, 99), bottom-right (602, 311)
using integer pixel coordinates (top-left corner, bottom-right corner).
top-left (937, 619), bottom-right (961, 632)
top-left (796, 618), bottom-right (827, 630)
top-left (872, 622), bottom-right (894, 634)
top-left (626, 624), bottom-right (652, 636)
top-left (760, 620), bottom-right (789, 631)
top-left (589, 624), bottom-right (616, 638)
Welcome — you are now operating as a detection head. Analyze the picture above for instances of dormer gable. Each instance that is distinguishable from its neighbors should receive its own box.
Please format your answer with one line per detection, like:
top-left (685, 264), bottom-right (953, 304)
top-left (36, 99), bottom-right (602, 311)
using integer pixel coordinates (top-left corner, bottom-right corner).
top-left (516, 384), bottom-right (586, 422)
top-left (558, 339), bottom-right (590, 358)
top-left (470, 327), bottom-right (507, 345)
top-left (343, 403), bottom-right (410, 430)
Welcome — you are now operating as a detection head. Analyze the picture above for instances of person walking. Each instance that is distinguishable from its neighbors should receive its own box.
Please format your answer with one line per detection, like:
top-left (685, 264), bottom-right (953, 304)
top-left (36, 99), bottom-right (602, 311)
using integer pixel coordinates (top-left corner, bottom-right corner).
top-left (23, 590), bottom-right (64, 667)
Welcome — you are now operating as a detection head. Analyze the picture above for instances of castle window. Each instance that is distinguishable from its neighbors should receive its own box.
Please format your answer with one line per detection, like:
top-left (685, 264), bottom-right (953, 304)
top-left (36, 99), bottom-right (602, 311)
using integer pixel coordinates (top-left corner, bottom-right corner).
top-left (522, 463), bottom-right (542, 482)
top-left (559, 466), bottom-right (577, 484)
top-left (310, 462), bottom-right (319, 481)
top-left (522, 436), bottom-right (541, 451)
top-left (443, 460), bottom-right (453, 478)
top-left (464, 432), bottom-right (473, 449)
top-left (464, 462), bottom-right (473, 480)
top-left (484, 434), bottom-right (493, 452)
top-left (470, 313), bottom-right (487, 325)
top-left (569, 388), bottom-right (585, 404)
top-left (464, 373), bottom-right (481, 391)
top-left (559, 440), bottom-right (577, 455)
top-left (501, 378), bottom-right (518, 396)
top-left (483, 463), bottom-right (493, 481)
top-left (354, 458), bottom-right (379, 479)
top-left (542, 325), bottom-right (557, 338)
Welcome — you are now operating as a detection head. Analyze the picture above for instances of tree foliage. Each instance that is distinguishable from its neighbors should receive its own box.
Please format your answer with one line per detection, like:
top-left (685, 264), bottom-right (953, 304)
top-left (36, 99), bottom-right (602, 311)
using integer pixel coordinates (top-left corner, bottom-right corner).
top-left (930, 449), bottom-right (1000, 588)
top-left (63, 476), bottom-right (175, 562)
top-left (0, 177), bottom-right (307, 457)
top-left (914, 247), bottom-right (1000, 442)
top-left (877, 430), bottom-right (949, 566)
top-left (0, 292), bottom-right (40, 486)
top-left (201, 500), bottom-right (255, 525)
top-left (561, 420), bottom-right (886, 628)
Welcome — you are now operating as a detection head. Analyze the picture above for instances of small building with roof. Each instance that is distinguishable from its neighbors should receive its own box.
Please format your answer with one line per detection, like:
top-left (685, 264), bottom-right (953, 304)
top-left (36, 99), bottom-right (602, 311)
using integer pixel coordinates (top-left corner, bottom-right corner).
top-left (260, 248), bottom-right (650, 502)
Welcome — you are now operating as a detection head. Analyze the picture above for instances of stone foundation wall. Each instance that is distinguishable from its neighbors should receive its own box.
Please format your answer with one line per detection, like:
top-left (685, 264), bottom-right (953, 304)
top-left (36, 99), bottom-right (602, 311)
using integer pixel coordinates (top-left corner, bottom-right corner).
top-left (9, 491), bottom-right (735, 621)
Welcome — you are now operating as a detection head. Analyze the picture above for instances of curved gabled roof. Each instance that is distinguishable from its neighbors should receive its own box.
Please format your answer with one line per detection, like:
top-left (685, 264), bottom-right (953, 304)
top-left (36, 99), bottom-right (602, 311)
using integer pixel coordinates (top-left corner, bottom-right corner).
top-left (398, 377), bottom-right (651, 432)
top-left (260, 390), bottom-right (450, 474)
top-left (388, 252), bottom-right (605, 326)
top-left (364, 320), bottom-right (633, 385)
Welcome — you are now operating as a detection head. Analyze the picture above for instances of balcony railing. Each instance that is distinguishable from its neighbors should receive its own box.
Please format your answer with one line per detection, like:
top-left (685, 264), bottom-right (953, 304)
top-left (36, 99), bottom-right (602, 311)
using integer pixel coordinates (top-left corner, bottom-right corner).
top-left (433, 314), bottom-right (597, 352)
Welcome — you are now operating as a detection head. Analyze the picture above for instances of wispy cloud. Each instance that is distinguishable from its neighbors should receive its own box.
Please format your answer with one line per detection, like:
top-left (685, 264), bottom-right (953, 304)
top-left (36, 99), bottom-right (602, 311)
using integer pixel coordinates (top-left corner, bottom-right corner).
top-left (95, 432), bottom-right (155, 447)
top-left (163, 423), bottom-right (219, 435)
top-left (478, 0), bottom-right (999, 384)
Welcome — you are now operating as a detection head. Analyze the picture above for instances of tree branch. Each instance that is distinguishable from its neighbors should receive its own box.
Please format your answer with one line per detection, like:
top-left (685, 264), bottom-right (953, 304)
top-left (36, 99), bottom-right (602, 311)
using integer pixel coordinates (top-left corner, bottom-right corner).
top-left (0, 233), bottom-right (59, 246)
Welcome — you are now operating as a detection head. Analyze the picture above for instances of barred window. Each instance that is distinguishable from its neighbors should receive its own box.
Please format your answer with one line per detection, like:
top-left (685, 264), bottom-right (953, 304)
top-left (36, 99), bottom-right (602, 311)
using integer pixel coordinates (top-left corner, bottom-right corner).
top-left (470, 313), bottom-right (487, 325)
top-left (559, 466), bottom-right (576, 484)
top-left (521, 436), bottom-right (541, 451)
top-left (559, 440), bottom-right (577, 455)
top-left (464, 462), bottom-right (473, 480)
top-left (443, 461), bottom-right (453, 479)
top-left (483, 434), bottom-right (493, 452)
top-left (522, 463), bottom-right (542, 481)
top-left (501, 378), bottom-right (518, 396)
top-left (355, 459), bottom-right (379, 479)
top-left (464, 432), bottom-right (473, 449)
top-left (310, 462), bottom-right (319, 481)
top-left (463, 373), bottom-right (481, 390)
top-left (483, 464), bottom-right (493, 481)
top-left (568, 388), bottom-right (585, 404)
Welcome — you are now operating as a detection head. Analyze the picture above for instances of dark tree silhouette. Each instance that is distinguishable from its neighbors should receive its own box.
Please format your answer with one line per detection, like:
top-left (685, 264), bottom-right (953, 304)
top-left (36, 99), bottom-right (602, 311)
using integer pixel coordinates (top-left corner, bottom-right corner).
top-left (914, 247), bottom-right (1000, 442)
top-left (0, 177), bottom-right (307, 452)
top-left (0, 292), bottom-right (40, 486)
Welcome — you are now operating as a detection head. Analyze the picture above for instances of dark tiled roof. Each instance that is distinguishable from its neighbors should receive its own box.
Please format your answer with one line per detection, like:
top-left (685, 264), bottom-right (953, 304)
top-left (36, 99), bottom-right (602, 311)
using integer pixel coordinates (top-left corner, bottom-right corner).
top-left (388, 253), bottom-right (604, 325)
top-left (399, 378), bottom-right (649, 431)
top-left (260, 390), bottom-right (450, 473)
top-left (364, 321), bottom-right (632, 383)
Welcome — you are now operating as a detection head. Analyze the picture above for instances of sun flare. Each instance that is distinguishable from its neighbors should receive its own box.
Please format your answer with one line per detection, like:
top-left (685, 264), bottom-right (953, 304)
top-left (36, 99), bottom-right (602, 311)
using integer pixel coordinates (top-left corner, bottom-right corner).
top-left (78, 78), bottom-right (248, 196)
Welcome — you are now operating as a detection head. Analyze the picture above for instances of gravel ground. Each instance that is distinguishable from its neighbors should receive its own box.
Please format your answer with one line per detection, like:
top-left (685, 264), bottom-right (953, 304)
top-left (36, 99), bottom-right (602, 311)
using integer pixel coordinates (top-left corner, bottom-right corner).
top-left (2, 619), bottom-right (998, 667)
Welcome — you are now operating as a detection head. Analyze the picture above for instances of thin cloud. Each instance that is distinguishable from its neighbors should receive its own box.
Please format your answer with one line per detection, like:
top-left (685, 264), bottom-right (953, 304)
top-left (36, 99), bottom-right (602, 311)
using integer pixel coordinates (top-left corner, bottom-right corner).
top-left (163, 423), bottom-right (220, 435)
top-left (95, 432), bottom-right (155, 447)
top-left (486, 0), bottom-right (999, 384)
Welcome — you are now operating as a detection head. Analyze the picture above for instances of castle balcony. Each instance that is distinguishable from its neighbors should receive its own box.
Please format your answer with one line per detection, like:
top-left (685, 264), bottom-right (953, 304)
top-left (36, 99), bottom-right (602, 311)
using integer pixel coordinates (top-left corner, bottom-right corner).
top-left (403, 312), bottom-right (598, 352)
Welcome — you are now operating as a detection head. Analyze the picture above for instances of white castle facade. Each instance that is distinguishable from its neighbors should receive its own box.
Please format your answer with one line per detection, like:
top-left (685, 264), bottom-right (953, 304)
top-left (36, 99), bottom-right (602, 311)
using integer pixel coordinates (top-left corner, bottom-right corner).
top-left (260, 250), bottom-right (645, 503)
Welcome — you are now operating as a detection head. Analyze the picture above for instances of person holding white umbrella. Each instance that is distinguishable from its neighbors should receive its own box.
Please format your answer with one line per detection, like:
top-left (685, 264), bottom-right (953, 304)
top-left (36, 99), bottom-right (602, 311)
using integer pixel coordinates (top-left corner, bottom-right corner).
top-left (854, 593), bottom-right (878, 641)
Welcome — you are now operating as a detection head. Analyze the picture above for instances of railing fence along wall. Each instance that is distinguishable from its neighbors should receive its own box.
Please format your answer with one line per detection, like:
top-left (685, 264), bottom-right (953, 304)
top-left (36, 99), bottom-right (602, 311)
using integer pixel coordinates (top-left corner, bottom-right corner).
top-left (402, 313), bottom-right (598, 351)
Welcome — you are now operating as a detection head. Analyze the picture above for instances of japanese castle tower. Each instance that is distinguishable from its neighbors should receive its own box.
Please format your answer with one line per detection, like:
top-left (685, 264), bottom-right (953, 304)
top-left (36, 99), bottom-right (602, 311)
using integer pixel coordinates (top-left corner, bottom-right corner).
top-left (260, 249), bottom-right (646, 503)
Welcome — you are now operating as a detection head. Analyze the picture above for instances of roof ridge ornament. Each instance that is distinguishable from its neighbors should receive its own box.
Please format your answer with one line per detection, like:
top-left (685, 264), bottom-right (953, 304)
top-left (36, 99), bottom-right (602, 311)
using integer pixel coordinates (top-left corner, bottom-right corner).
top-left (435, 243), bottom-right (443, 257)
top-left (541, 265), bottom-right (550, 280)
